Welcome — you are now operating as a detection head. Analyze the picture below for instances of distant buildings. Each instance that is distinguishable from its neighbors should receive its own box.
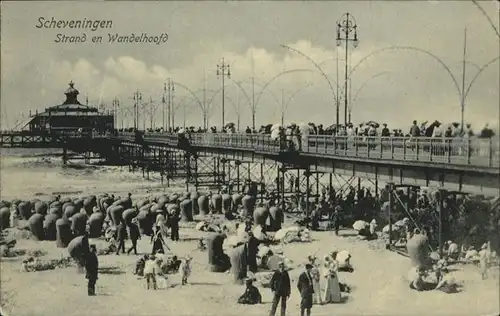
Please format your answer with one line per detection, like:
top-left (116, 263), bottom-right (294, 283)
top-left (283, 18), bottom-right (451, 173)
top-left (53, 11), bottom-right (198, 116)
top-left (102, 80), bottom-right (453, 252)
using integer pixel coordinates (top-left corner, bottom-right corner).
top-left (26, 81), bottom-right (113, 133)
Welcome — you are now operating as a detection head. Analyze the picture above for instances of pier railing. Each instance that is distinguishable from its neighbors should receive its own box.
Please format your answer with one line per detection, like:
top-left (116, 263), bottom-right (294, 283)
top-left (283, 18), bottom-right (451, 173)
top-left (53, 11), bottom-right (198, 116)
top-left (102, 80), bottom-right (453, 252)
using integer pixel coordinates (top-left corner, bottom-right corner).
top-left (0, 130), bottom-right (110, 138)
top-left (112, 132), bottom-right (499, 168)
top-left (305, 135), bottom-right (499, 167)
top-left (189, 133), bottom-right (281, 152)
top-left (3, 130), bottom-right (497, 168)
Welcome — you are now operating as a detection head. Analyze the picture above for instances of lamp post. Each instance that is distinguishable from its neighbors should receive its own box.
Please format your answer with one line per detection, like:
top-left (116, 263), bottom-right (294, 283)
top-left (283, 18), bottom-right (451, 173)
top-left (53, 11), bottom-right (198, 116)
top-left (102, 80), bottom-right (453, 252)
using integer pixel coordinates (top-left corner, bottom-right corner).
top-left (162, 85), bottom-right (166, 130)
top-left (336, 13), bottom-right (359, 126)
top-left (112, 97), bottom-right (120, 129)
top-left (217, 58), bottom-right (231, 128)
top-left (165, 78), bottom-right (175, 131)
top-left (146, 96), bottom-right (159, 130)
top-left (460, 28), bottom-right (467, 133)
top-left (132, 90), bottom-right (142, 131)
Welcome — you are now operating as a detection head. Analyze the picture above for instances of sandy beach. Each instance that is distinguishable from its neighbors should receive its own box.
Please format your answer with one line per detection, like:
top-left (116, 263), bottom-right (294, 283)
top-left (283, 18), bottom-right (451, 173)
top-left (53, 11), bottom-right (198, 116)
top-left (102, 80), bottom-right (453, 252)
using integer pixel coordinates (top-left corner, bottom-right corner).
top-left (1, 149), bottom-right (498, 316)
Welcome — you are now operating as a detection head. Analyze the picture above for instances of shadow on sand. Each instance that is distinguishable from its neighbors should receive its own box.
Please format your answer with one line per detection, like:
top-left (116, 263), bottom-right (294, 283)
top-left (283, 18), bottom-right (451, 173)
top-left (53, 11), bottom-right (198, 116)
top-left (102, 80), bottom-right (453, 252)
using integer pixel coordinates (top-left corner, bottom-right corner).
top-left (339, 231), bottom-right (360, 238)
top-left (180, 237), bottom-right (203, 242)
top-left (318, 296), bottom-right (350, 306)
top-left (339, 296), bottom-right (349, 303)
top-left (98, 266), bottom-right (125, 275)
top-left (187, 282), bottom-right (221, 286)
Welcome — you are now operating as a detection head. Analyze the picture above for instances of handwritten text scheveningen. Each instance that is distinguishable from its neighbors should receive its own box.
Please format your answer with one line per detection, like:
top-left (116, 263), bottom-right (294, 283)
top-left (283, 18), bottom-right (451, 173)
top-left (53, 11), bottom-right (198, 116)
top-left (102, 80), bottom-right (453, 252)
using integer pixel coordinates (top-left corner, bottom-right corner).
top-left (35, 17), bottom-right (113, 31)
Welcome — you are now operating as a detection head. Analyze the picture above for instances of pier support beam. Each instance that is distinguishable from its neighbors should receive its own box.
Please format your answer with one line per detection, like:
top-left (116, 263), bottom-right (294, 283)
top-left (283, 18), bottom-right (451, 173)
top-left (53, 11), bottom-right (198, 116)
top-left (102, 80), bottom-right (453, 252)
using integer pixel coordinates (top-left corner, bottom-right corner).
top-left (436, 188), bottom-right (445, 256)
top-left (260, 163), bottom-right (264, 203)
top-left (304, 169), bottom-right (311, 214)
top-left (235, 160), bottom-right (241, 193)
top-left (280, 166), bottom-right (286, 212)
top-left (387, 182), bottom-right (394, 249)
top-left (194, 155), bottom-right (199, 190)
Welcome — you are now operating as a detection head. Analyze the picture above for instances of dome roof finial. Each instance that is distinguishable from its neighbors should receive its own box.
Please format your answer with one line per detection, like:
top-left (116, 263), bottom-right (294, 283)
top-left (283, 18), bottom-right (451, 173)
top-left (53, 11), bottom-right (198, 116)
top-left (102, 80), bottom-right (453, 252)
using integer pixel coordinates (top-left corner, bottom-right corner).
top-left (63, 80), bottom-right (81, 105)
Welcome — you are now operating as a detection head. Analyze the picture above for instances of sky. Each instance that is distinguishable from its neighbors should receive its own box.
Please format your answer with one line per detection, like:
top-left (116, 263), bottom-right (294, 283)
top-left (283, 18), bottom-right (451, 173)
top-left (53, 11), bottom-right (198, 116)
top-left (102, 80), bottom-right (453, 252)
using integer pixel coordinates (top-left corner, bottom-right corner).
top-left (1, 0), bottom-right (499, 131)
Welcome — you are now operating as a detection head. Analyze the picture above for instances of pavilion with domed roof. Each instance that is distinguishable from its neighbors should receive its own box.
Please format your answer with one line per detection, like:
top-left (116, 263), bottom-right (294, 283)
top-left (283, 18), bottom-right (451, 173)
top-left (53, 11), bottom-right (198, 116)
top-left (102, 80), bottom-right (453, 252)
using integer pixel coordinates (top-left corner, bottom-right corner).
top-left (26, 81), bottom-right (114, 133)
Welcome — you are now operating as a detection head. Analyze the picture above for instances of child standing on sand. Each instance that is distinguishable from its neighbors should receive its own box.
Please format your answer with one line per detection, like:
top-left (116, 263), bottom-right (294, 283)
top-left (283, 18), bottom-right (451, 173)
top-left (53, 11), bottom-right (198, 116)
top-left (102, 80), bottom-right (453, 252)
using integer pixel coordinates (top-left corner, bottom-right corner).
top-left (144, 255), bottom-right (157, 290)
top-left (181, 254), bottom-right (193, 285)
top-left (478, 243), bottom-right (490, 280)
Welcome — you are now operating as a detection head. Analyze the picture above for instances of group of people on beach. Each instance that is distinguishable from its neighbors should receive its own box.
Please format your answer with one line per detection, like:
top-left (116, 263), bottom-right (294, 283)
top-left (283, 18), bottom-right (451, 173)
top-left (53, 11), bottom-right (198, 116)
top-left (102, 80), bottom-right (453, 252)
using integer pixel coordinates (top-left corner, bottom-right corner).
top-left (238, 250), bottom-right (351, 316)
top-left (102, 206), bottom-right (193, 291)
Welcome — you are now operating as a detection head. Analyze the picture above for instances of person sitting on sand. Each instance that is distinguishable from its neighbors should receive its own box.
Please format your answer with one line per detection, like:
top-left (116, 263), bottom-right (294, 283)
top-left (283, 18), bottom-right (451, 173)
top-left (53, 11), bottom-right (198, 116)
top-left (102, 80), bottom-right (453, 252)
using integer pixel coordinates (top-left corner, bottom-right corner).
top-left (409, 266), bottom-right (446, 292)
top-left (237, 278), bottom-right (262, 305)
top-left (434, 258), bottom-right (449, 282)
top-left (197, 238), bottom-right (207, 251)
top-left (258, 249), bottom-right (274, 270)
top-left (134, 255), bottom-right (147, 276)
top-left (21, 257), bottom-right (36, 272)
top-left (357, 221), bottom-right (376, 240)
top-left (332, 250), bottom-right (353, 273)
top-left (434, 268), bottom-right (461, 294)
top-left (464, 246), bottom-right (479, 263)
top-left (163, 255), bottom-right (182, 274)
top-left (409, 267), bottom-right (431, 291)
top-left (432, 263), bottom-right (443, 284)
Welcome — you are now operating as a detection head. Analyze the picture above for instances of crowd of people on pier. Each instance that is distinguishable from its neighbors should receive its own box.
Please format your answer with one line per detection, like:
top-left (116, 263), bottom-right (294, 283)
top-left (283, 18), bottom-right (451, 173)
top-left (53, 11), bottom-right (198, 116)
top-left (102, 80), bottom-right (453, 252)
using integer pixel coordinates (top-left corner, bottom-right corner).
top-left (118, 119), bottom-right (497, 140)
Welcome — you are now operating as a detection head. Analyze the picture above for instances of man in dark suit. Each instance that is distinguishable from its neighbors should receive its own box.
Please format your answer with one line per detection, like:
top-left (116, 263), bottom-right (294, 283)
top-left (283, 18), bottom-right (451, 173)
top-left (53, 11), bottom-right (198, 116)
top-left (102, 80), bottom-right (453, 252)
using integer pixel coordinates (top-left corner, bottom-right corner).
top-left (115, 220), bottom-right (127, 255)
top-left (269, 262), bottom-right (291, 316)
top-left (85, 244), bottom-right (99, 296)
top-left (127, 218), bottom-right (141, 255)
top-left (297, 263), bottom-right (314, 316)
top-left (169, 208), bottom-right (181, 241)
top-left (247, 232), bottom-right (260, 274)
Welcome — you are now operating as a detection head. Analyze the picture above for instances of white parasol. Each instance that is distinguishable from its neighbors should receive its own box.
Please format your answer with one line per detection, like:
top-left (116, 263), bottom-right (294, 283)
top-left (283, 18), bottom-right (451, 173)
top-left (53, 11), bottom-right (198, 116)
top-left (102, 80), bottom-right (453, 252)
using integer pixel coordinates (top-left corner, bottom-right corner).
top-left (257, 245), bottom-right (271, 258)
top-left (336, 250), bottom-right (351, 267)
top-left (352, 220), bottom-right (369, 231)
top-left (271, 129), bottom-right (280, 141)
top-left (177, 128), bottom-right (186, 134)
top-left (382, 224), bottom-right (401, 233)
top-left (274, 228), bottom-right (289, 241)
top-left (274, 227), bottom-right (300, 243)
top-left (253, 225), bottom-right (268, 241)
top-left (298, 122), bottom-right (312, 134)
top-left (195, 221), bottom-right (207, 231)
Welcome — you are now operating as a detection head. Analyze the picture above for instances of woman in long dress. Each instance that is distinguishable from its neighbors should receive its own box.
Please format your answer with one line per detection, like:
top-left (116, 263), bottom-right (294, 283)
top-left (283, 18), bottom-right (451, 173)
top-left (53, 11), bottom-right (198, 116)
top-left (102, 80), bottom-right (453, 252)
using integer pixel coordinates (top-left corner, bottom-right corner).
top-left (322, 256), bottom-right (342, 303)
top-left (308, 255), bottom-right (323, 305)
top-left (151, 226), bottom-right (166, 254)
top-left (155, 214), bottom-right (169, 236)
top-left (151, 216), bottom-right (170, 255)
